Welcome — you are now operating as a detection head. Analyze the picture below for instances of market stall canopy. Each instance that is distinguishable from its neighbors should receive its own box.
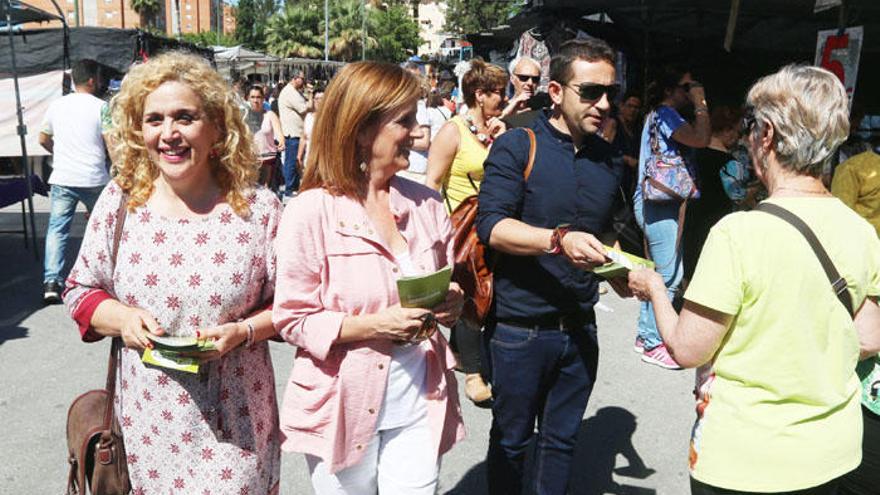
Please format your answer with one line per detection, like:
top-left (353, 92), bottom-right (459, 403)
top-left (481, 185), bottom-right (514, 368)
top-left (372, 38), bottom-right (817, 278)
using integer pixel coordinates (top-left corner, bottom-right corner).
top-left (469, 0), bottom-right (880, 110)
top-left (0, 27), bottom-right (213, 77)
top-left (213, 45), bottom-right (280, 63)
top-left (0, 0), bottom-right (61, 28)
top-left (516, 0), bottom-right (880, 53)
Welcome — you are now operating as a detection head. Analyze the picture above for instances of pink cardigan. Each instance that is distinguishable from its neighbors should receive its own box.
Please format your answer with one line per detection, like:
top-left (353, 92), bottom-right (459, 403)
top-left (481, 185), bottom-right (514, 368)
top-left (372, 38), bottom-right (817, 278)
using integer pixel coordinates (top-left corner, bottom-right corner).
top-left (272, 176), bottom-right (465, 474)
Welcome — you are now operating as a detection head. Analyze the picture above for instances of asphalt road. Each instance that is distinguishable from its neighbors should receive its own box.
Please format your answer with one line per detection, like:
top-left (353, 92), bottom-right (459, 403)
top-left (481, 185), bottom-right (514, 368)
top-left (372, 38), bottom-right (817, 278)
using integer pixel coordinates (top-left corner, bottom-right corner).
top-left (0, 197), bottom-right (695, 494)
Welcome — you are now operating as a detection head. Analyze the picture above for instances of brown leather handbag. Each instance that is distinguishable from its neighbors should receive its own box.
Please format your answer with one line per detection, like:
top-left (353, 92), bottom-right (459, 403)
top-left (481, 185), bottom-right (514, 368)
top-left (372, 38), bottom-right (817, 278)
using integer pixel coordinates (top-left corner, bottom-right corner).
top-left (66, 193), bottom-right (131, 495)
top-left (66, 339), bottom-right (130, 495)
top-left (450, 128), bottom-right (536, 327)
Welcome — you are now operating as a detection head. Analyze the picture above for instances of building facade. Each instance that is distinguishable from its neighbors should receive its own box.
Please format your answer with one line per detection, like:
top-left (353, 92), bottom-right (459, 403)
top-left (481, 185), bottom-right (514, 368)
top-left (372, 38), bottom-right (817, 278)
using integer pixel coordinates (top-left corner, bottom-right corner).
top-left (416, 0), bottom-right (448, 56)
top-left (25, 0), bottom-right (233, 36)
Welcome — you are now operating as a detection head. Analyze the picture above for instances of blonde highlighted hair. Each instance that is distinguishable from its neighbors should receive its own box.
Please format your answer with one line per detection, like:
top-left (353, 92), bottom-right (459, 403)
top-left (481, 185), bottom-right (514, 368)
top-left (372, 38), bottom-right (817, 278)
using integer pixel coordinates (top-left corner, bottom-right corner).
top-left (109, 51), bottom-right (258, 216)
top-left (746, 64), bottom-right (849, 177)
top-left (301, 61), bottom-right (421, 198)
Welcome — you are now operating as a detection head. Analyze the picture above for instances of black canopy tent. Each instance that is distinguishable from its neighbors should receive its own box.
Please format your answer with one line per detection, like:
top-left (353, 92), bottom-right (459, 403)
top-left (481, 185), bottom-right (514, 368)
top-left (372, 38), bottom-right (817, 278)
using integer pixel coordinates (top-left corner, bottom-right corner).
top-left (0, 25), bottom-right (212, 258)
top-left (0, 26), bottom-right (214, 78)
top-left (0, 0), bottom-right (63, 259)
top-left (467, 0), bottom-right (880, 111)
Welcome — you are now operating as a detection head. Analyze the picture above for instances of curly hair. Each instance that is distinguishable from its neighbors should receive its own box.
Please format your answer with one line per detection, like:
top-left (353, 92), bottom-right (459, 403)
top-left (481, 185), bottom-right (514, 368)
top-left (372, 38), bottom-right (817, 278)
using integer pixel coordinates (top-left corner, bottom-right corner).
top-left (109, 51), bottom-right (258, 216)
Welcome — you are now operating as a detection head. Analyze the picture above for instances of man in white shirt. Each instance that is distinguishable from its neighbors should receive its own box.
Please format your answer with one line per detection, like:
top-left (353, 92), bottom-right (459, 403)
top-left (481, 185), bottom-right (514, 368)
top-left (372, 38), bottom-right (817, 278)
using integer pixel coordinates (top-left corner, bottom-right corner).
top-left (39, 59), bottom-right (110, 304)
top-left (278, 70), bottom-right (313, 196)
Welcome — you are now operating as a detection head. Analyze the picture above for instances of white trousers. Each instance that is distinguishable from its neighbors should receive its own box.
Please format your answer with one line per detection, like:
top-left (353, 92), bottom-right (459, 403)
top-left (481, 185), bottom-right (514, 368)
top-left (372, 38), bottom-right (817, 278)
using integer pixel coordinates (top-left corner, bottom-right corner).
top-left (306, 414), bottom-right (439, 495)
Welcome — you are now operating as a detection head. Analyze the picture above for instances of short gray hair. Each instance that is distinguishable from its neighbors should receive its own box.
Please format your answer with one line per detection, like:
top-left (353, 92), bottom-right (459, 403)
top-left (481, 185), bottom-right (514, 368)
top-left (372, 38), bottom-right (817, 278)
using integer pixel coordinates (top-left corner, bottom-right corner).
top-left (508, 56), bottom-right (540, 75)
top-left (746, 64), bottom-right (849, 176)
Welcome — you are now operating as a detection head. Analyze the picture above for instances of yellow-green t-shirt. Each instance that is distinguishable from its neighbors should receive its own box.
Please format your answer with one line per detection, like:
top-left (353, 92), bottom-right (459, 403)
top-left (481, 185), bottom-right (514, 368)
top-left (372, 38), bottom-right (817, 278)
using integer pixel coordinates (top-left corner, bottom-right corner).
top-left (684, 196), bottom-right (880, 492)
top-left (443, 116), bottom-right (489, 213)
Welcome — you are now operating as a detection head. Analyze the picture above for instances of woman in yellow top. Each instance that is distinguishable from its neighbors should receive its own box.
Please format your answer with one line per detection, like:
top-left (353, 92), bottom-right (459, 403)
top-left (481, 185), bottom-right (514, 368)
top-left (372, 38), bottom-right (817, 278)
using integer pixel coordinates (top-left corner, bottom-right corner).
top-left (628, 64), bottom-right (880, 495)
top-left (427, 58), bottom-right (508, 211)
top-left (426, 58), bottom-right (507, 406)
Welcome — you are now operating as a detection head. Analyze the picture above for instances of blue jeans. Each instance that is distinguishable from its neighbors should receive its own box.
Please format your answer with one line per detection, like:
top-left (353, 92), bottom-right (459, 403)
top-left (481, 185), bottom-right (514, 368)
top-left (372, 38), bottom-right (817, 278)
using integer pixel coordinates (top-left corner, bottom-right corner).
top-left (634, 195), bottom-right (683, 350)
top-left (486, 319), bottom-right (599, 495)
top-left (283, 136), bottom-right (301, 196)
top-left (43, 184), bottom-right (104, 284)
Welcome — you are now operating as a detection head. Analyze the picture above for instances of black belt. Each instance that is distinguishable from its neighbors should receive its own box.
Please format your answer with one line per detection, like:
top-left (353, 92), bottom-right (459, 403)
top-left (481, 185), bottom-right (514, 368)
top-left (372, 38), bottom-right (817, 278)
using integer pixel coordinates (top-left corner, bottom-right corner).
top-left (497, 311), bottom-right (595, 332)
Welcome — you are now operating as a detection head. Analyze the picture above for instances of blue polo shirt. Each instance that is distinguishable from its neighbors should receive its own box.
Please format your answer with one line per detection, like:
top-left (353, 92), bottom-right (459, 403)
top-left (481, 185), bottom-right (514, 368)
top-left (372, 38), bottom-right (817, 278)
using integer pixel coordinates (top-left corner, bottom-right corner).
top-left (476, 111), bottom-right (624, 320)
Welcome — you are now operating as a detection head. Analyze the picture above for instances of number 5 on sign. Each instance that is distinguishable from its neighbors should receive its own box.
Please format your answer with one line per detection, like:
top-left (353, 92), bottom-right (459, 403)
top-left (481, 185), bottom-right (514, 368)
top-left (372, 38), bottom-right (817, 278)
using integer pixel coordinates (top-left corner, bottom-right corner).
top-left (815, 26), bottom-right (863, 105)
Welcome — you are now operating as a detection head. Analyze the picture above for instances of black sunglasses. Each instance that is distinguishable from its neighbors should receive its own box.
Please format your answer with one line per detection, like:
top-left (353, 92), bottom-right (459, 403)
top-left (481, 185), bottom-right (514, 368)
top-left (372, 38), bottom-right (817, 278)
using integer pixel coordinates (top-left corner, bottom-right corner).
top-left (514, 73), bottom-right (541, 84)
top-left (567, 82), bottom-right (620, 102)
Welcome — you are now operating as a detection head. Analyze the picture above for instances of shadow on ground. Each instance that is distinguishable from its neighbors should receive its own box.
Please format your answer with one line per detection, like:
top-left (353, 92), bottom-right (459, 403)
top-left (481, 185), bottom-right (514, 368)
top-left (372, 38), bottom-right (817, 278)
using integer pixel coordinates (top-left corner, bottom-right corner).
top-left (0, 211), bottom-right (86, 342)
top-left (446, 406), bottom-right (655, 495)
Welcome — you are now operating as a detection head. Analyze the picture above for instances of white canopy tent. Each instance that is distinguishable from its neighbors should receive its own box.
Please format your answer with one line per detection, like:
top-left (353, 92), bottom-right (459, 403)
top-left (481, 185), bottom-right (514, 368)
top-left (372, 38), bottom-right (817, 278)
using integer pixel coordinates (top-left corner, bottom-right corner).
top-left (212, 45), bottom-right (346, 84)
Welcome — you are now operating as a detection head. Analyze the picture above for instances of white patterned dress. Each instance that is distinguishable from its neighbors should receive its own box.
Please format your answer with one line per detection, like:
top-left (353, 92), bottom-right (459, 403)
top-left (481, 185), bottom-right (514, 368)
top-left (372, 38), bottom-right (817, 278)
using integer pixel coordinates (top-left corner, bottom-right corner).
top-left (65, 181), bottom-right (282, 494)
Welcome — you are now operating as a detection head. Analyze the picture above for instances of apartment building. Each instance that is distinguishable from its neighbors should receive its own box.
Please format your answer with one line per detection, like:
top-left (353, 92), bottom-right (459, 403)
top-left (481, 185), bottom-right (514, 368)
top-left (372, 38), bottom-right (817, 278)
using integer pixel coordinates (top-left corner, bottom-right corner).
top-left (24, 0), bottom-right (233, 36)
top-left (415, 0), bottom-right (448, 56)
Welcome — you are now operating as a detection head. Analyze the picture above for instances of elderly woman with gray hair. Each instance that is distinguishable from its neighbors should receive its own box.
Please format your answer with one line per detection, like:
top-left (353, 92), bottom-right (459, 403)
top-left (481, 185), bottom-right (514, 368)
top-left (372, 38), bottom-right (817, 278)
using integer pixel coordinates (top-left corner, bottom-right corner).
top-left (629, 64), bottom-right (880, 495)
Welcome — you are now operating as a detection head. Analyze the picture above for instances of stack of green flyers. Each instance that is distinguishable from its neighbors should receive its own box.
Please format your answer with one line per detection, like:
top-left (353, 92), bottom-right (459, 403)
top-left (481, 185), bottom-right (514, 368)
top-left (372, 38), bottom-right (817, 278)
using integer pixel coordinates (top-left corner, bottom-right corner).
top-left (397, 266), bottom-right (452, 309)
top-left (592, 246), bottom-right (655, 279)
top-left (142, 334), bottom-right (216, 374)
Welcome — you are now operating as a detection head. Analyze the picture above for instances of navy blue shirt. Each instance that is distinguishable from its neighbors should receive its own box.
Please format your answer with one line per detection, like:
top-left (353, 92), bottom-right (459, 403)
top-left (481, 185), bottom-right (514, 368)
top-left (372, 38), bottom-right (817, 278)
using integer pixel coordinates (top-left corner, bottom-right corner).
top-left (476, 111), bottom-right (624, 320)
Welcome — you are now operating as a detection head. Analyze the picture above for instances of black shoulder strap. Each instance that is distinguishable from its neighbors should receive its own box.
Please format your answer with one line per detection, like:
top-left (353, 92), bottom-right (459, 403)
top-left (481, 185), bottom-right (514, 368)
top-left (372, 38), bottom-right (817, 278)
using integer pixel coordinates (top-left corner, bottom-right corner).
top-left (754, 202), bottom-right (854, 318)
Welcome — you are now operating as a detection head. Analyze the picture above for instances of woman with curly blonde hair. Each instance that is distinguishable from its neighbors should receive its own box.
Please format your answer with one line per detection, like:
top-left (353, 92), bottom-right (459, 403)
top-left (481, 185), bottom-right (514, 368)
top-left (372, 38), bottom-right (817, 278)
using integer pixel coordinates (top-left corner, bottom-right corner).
top-left (64, 51), bottom-right (282, 494)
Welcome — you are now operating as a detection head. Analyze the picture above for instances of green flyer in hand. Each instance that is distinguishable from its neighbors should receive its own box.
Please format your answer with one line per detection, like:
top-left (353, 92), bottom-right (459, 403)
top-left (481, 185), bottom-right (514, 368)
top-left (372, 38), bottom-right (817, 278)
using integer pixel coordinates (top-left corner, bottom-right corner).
top-left (142, 333), bottom-right (216, 373)
top-left (397, 266), bottom-right (452, 309)
top-left (592, 246), bottom-right (655, 279)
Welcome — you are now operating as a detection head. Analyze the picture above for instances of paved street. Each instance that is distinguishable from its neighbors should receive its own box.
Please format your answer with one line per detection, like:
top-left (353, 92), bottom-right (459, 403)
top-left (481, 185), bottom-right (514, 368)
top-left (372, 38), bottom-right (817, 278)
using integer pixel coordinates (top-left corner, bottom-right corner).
top-left (0, 196), bottom-right (695, 494)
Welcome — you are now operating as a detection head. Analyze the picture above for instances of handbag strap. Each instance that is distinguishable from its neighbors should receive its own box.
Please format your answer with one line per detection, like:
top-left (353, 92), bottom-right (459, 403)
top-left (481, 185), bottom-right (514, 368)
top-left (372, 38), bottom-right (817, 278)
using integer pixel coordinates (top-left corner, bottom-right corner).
top-left (754, 202), bottom-right (854, 318)
top-left (104, 192), bottom-right (129, 428)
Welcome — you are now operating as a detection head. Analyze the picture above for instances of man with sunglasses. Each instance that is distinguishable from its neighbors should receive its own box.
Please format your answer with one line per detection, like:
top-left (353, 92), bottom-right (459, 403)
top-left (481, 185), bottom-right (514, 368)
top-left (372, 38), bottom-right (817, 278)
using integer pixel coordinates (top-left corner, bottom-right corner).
top-left (477, 38), bottom-right (629, 495)
top-left (502, 56), bottom-right (542, 119)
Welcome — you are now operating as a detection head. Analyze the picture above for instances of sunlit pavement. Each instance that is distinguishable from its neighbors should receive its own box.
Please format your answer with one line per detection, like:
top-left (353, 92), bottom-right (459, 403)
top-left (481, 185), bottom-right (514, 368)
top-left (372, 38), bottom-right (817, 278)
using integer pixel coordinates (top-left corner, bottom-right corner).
top-left (0, 196), bottom-right (694, 494)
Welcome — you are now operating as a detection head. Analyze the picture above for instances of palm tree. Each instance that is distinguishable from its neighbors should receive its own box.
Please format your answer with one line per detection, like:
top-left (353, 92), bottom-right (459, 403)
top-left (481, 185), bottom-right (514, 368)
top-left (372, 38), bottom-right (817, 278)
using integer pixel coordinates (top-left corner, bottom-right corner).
top-left (265, 2), bottom-right (323, 58)
top-left (131, 0), bottom-right (161, 29)
top-left (328, 0), bottom-right (376, 61)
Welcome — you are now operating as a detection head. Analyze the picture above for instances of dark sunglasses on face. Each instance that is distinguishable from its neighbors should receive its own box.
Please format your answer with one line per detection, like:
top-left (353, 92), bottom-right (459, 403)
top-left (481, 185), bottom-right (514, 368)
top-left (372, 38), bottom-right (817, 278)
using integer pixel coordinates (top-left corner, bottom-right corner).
top-left (514, 73), bottom-right (541, 84)
top-left (567, 82), bottom-right (620, 102)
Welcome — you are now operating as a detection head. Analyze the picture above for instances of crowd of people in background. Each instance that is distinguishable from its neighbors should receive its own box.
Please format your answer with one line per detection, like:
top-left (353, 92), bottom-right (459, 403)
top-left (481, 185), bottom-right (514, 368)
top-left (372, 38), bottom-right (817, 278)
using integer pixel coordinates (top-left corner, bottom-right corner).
top-left (38, 36), bottom-right (880, 494)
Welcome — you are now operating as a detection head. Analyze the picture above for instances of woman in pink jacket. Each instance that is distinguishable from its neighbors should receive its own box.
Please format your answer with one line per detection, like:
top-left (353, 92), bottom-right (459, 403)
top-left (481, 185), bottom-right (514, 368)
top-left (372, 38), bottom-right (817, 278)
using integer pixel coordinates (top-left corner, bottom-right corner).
top-left (273, 61), bottom-right (466, 494)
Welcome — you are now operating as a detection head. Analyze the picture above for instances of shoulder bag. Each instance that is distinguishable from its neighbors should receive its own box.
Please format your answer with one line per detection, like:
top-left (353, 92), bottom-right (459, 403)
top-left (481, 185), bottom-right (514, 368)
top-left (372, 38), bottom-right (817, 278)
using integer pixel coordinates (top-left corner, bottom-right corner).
top-left (66, 193), bottom-right (131, 495)
top-left (450, 128), bottom-right (537, 327)
top-left (642, 111), bottom-right (700, 202)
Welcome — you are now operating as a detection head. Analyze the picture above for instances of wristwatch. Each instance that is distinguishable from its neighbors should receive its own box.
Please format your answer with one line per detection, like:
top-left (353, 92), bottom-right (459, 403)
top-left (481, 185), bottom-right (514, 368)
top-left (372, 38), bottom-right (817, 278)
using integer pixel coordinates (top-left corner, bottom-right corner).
top-left (545, 224), bottom-right (571, 256)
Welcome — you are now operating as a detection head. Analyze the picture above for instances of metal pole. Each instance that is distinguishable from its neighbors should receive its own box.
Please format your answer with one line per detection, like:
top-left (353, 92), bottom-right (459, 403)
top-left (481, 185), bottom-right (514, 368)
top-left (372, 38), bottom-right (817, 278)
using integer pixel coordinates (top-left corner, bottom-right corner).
top-left (323, 0), bottom-right (328, 61)
top-left (4, 0), bottom-right (40, 259)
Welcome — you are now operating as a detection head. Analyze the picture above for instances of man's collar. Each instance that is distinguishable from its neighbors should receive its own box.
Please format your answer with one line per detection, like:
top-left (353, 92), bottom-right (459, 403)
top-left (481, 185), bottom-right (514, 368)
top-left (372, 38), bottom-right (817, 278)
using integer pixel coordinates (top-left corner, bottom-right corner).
top-left (540, 109), bottom-right (573, 144)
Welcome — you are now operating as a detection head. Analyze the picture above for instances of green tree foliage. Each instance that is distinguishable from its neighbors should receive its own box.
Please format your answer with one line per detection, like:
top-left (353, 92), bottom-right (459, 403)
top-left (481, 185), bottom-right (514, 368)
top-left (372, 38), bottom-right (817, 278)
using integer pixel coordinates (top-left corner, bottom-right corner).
top-left (265, 1), bottom-right (324, 58)
top-left (444, 0), bottom-right (519, 35)
top-left (327, 0), bottom-right (376, 62)
top-left (265, 0), bottom-right (417, 63)
top-left (235, 0), bottom-right (276, 50)
top-left (131, 0), bottom-right (161, 28)
top-left (180, 31), bottom-right (238, 48)
top-left (367, 2), bottom-right (421, 63)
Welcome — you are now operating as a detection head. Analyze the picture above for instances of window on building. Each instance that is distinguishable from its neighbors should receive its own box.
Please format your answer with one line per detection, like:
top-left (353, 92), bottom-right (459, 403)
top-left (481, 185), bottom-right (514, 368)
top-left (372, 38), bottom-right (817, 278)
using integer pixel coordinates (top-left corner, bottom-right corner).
top-left (105, 11), bottom-right (114, 18)
top-left (186, 4), bottom-right (191, 10)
